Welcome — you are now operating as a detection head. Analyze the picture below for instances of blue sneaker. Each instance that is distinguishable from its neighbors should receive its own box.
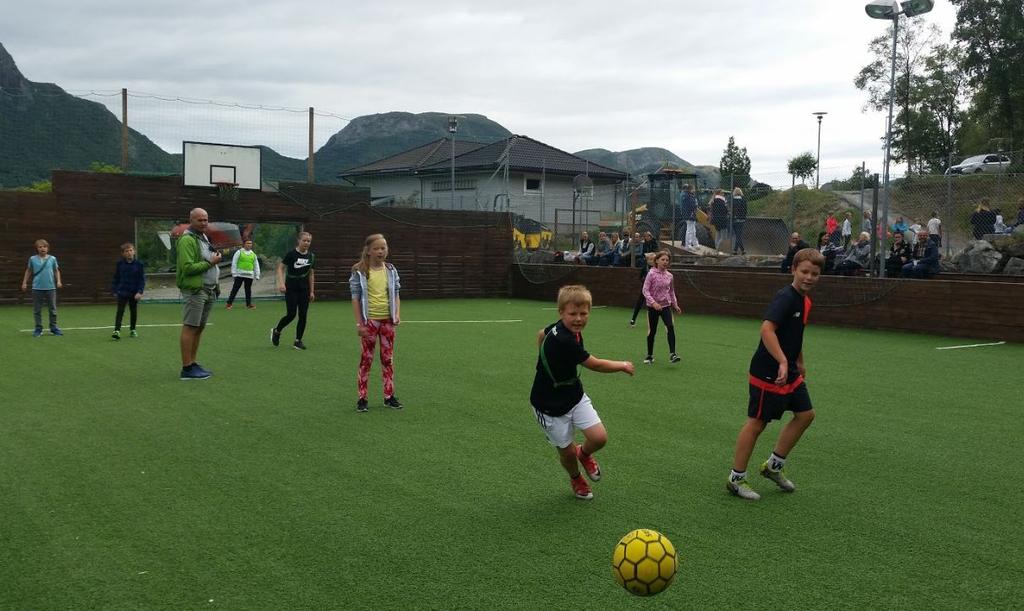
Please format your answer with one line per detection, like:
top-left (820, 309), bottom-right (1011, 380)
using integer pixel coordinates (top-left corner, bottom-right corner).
top-left (193, 363), bottom-right (213, 377)
top-left (50, 327), bottom-right (63, 336)
top-left (180, 365), bottom-right (211, 380)
top-left (32, 328), bottom-right (43, 338)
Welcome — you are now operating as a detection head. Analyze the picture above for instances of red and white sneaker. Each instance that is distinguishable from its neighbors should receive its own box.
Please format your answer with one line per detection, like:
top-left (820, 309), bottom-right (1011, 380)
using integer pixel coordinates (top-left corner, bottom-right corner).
top-left (576, 444), bottom-right (602, 481)
top-left (570, 475), bottom-right (593, 500)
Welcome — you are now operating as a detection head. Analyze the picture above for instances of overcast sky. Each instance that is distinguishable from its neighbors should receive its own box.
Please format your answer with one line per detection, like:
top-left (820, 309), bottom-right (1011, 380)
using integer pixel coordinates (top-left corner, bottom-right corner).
top-left (3, 0), bottom-right (957, 185)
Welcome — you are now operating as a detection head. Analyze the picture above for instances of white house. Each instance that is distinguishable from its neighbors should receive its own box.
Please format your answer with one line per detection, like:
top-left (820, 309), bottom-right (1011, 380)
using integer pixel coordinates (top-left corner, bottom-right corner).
top-left (339, 135), bottom-right (628, 229)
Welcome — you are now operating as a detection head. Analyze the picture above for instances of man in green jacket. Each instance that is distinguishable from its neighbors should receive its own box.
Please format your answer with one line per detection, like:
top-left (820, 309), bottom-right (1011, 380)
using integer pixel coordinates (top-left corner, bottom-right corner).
top-left (177, 208), bottom-right (222, 380)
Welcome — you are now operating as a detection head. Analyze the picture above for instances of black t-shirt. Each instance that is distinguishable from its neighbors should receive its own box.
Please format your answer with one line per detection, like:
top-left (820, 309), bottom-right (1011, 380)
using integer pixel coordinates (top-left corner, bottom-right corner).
top-left (282, 249), bottom-right (315, 290)
top-left (749, 286), bottom-right (810, 384)
top-left (530, 321), bottom-right (591, 416)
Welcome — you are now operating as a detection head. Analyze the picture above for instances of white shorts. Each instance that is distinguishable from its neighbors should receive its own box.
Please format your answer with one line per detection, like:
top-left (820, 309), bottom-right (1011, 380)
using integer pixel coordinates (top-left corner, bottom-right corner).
top-left (534, 393), bottom-right (602, 449)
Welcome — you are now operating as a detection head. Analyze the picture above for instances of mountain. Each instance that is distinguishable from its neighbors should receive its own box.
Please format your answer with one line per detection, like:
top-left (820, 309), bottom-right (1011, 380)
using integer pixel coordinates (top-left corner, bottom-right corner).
top-left (574, 147), bottom-right (721, 186)
top-left (314, 111), bottom-right (512, 181)
top-left (0, 42), bottom-right (178, 188)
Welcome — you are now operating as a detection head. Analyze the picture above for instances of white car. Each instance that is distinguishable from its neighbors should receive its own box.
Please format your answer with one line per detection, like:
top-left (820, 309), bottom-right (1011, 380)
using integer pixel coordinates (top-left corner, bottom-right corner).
top-left (945, 154), bottom-right (1012, 175)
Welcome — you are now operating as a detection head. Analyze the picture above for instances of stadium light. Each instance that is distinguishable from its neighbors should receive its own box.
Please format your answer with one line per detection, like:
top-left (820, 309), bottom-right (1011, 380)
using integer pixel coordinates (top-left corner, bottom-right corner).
top-left (864, 0), bottom-right (933, 277)
top-left (813, 112), bottom-right (827, 189)
top-left (448, 116), bottom-right (458, 209)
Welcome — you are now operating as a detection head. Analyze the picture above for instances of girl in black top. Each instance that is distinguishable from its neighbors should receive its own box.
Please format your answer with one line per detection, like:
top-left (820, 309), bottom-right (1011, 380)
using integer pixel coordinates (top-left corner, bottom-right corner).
top-left (271, 232), bottom-right (316, 350)
top-left (629, 232), bottom-right (660, 326)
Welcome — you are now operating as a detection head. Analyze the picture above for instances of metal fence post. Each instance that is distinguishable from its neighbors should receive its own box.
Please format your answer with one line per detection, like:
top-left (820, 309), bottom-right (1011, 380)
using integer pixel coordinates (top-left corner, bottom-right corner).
top-left (858, 161), bottom-right (865, 219)
top-left (871, 175), bottom-right (880, 276)
top-left (945, 153), bottom-right (953, 257)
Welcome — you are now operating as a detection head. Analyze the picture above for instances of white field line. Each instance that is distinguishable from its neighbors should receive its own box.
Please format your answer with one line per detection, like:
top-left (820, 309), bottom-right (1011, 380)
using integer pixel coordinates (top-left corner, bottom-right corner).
top-left (401, 319), bottom-right (522, 324)
top-left (935, 341), bottom-right (1006, 350)
top-left (18, 323), bottom-right (209, 333)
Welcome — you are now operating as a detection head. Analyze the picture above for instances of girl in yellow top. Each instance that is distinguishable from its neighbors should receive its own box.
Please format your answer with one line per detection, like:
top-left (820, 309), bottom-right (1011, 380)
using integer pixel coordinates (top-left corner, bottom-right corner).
top-left (349, 234), bottom-right (402, 413)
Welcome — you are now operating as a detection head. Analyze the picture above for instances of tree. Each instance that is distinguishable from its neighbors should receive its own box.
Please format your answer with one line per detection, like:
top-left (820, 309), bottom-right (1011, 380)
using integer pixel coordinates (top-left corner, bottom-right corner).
top-left (951, 0), bottom-right (1024, 155)
top-left (719, 136), bottom-right (751, 188)
top-left (787, 153), bottom-right (817, 185)
top-left (854, 19), bottom-right (942, 170)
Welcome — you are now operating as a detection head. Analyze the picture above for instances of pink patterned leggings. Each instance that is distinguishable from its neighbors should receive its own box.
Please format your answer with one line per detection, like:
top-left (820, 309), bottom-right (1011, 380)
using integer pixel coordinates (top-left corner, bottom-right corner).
top-left (358, 319), bottom-right (396, 400)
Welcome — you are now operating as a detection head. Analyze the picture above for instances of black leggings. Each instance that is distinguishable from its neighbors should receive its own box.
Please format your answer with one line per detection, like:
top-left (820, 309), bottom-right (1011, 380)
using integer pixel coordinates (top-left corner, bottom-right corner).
top-left (226, 277), bottom-right (253, 306)
top-left (646, 307), bottom-right (676, 356)
top-left (631, 294), bottom-right (646, 322)
top-left (114, 295), bottom-right (138, 331)
top-left (276, 289), bottom-right (309, 340)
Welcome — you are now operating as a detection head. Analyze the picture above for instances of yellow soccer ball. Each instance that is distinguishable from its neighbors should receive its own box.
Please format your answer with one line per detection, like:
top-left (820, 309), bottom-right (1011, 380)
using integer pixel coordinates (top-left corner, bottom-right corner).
top-left (611, 528), bottom-right (678, 596)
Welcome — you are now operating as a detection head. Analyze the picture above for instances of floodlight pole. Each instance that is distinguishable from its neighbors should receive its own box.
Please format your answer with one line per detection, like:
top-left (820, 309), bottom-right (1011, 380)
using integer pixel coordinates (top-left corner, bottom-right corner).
top-left (448, 116), bottom-right (458, 209)
top-left (813, 112), bottom-right (827, 188)
top-left (867, 0), bottom-right (933, 277)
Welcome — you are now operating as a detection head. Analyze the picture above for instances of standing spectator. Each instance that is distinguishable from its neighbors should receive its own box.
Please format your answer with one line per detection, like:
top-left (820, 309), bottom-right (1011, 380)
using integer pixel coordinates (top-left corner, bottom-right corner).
top-left (902, 228), bottom-right (940, 279)
top-left (1014, 200), bottom-right (1024, 228)
top-left (970, 200), bottom-right (996, 239)
top-left (927, 211), bottom-right (943, 246)
top-left (841, 212), bottom-right (853, 249)
top-left (176, 208), bottom-right (221, 380)
top-left (732, 187), bottom-right (747, 255)
top-left (679, 184), bottom-right (699, 249)
top-left (892, 216), bottom-right (909, 236)
top-left (20, 238), bottom-right (63, 337)
top-left (577, 231), bottom-right (595, 265)
top-left (885, 231), bottom-right (912, 277)
top-left (780, 233), bottom-right (810, 273)
top-left (110, 242), bottom-right (145, 340)
top-left (641, 251), bottom-right (683, 364)
top-left (862, 210), bottom-right (873, 234)
top-left (629, 232), bottom-right (659, 326)
top-left (631, 232), bottom-right (643, 267)
top-left (824, 212), bottom-right (838, 246)
top-left (710, 189), bottom-right (730, 250)
top-left (271, 232), bottom-right (316, 350)
top-left (226, 238), bottom-right (261, 310)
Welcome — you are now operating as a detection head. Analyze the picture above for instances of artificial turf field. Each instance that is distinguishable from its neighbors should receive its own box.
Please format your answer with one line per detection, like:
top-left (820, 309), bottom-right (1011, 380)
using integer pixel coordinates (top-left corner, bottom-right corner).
top-left (1, 297), bottom-right (1020, 609)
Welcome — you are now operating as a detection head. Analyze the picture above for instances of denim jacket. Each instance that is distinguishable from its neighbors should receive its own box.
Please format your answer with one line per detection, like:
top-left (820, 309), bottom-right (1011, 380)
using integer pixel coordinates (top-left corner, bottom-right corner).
top-left (349, 263), bottom-right (401, 323)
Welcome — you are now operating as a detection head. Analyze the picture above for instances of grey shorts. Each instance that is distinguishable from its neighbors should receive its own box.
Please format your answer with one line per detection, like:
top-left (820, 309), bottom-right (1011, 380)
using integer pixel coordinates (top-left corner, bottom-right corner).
top-left (182, 287), bottom-right (216, 327)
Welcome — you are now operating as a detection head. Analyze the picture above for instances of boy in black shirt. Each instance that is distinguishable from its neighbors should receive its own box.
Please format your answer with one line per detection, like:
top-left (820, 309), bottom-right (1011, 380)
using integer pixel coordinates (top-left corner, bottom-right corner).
top-left (728, 248), bottom-right (824, 501)
top-left (531, 285), bottom-right (634, 500)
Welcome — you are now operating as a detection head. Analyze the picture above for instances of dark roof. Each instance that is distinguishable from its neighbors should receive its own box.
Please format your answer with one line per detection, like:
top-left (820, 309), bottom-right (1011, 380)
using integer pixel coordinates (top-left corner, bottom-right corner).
top-left (341, 138), bottom-right (489, 174)
top-left (342, 135), bottom-right (627, 181)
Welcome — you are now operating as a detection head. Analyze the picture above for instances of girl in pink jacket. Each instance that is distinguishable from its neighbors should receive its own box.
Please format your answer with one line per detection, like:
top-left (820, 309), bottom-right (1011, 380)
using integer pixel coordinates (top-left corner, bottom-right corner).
top-left (641, 250), bottom-right (683, 364)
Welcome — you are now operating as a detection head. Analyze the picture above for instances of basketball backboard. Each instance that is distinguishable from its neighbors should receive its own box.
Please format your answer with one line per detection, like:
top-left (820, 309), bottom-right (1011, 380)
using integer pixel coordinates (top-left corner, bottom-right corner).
top-left (183, 141), bottom-right (262, 190)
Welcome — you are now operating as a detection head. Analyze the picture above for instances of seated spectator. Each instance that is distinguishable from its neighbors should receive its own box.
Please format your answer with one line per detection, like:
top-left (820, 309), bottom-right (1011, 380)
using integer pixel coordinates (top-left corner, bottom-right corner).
top-left (892, 216), bottom-right (909, 236)
top-left (594, 231), bottom-right (613, 266)
top-left (994, 210), bottom-right (1010, 234)
top-left (614, 232), bottom-right (631, 266)
top-left (902, 228), bottom-right (940, 279)
top-left (835, 231), bottom-right (871, 276)
top-left (970, 199), bottom-right (996, 239)
top-left (885, 231), bottom-right (912, 277)
top-left (780, 232), bottom-right (810, 273)
top-left (1015, 200), bottom-right (1024, 228)
top-left (816, 231), bottom-right (840, 274)
top-left (577, 231), bottom-right (595, 265)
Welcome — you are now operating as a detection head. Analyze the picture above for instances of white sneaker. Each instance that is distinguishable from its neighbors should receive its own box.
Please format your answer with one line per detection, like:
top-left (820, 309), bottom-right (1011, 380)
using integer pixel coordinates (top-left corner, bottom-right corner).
top-left (643, 355), bottom-right (654, 364)
top-left (726, 477), bottom-right (761, 500)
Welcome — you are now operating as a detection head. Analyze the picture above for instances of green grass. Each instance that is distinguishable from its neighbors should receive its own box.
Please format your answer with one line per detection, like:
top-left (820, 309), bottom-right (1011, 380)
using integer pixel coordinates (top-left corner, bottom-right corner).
top-left (749, 186), bottom-right (845, 240)
top-left (1, 298), bottom-right (1021, 609)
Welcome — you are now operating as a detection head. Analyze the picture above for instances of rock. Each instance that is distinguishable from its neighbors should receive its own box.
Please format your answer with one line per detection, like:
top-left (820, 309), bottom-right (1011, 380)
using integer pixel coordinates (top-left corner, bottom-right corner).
top-left (940, 258), bottom-right (958, 273)
top-left (958, 241), bottom-right (1003, 273)
top-left (1003, 257), bottom-right (1024, 276)
top-left (719, 256), bottom-right (749, 267)
top-left (757, 257), bottom-right (784, 267)
top-left (1015, 224), bottom-right (1024, 236)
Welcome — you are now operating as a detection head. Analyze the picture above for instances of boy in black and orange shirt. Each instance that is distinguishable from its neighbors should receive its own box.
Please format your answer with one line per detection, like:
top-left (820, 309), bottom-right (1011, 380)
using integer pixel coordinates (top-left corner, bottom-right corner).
top-left (727, 248), bottom-right (824, 501)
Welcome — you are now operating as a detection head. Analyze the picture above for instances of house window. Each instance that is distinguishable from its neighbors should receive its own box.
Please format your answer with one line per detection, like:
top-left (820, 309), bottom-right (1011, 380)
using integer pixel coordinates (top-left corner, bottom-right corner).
top-left (524, 176), bottom-right (543, 194)
top-left (431, 178), bottom-right (477, 192)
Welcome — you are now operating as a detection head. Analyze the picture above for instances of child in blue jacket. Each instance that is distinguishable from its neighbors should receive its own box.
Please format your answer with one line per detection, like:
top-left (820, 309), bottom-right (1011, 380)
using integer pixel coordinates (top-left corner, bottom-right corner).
top-left (111, 242), bottom-right (146, 339)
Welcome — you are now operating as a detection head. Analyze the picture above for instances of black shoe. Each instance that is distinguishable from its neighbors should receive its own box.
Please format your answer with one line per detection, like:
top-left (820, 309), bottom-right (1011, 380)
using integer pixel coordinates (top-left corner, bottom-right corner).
top-left (356, 398), bottom-right (369, 413)
top-left (670, 353), bottom-right (681, 363)
top-left (384, 396), bottom-right (404, 410)
top-left (271, 328), bottom-right (280, 347)
top-left (293, 340), bottom-right (307, 351)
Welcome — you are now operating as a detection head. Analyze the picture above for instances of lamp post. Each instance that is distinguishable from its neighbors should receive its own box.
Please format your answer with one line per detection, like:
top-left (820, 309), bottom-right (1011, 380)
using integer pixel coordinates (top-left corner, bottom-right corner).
top-left (448, 116), bottom-right (458, 209)
top-left (865, 0), bottom-right (933, 278)
top-left (812, 111), bottom-right (827, 188)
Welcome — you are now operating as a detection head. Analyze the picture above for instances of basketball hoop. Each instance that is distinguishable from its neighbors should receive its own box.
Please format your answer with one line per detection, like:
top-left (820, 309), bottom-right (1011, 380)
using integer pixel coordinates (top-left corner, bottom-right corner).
top-left (213, 181), bottom-right (239, 203)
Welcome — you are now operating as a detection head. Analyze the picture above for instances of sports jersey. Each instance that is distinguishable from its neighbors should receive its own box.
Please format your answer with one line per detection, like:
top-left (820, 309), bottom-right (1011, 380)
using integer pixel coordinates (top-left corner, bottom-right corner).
top-left (281, 249), bottom-right (315, 291)
top-left (749, 285), bottom-right (810, 387)
top-left (530, 321), bottom-right (591, 416)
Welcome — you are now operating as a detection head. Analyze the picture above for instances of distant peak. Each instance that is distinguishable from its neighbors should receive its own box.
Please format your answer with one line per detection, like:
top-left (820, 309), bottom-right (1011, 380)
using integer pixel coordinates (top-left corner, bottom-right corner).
top-left (0, 42), bottom-right (28, 90)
